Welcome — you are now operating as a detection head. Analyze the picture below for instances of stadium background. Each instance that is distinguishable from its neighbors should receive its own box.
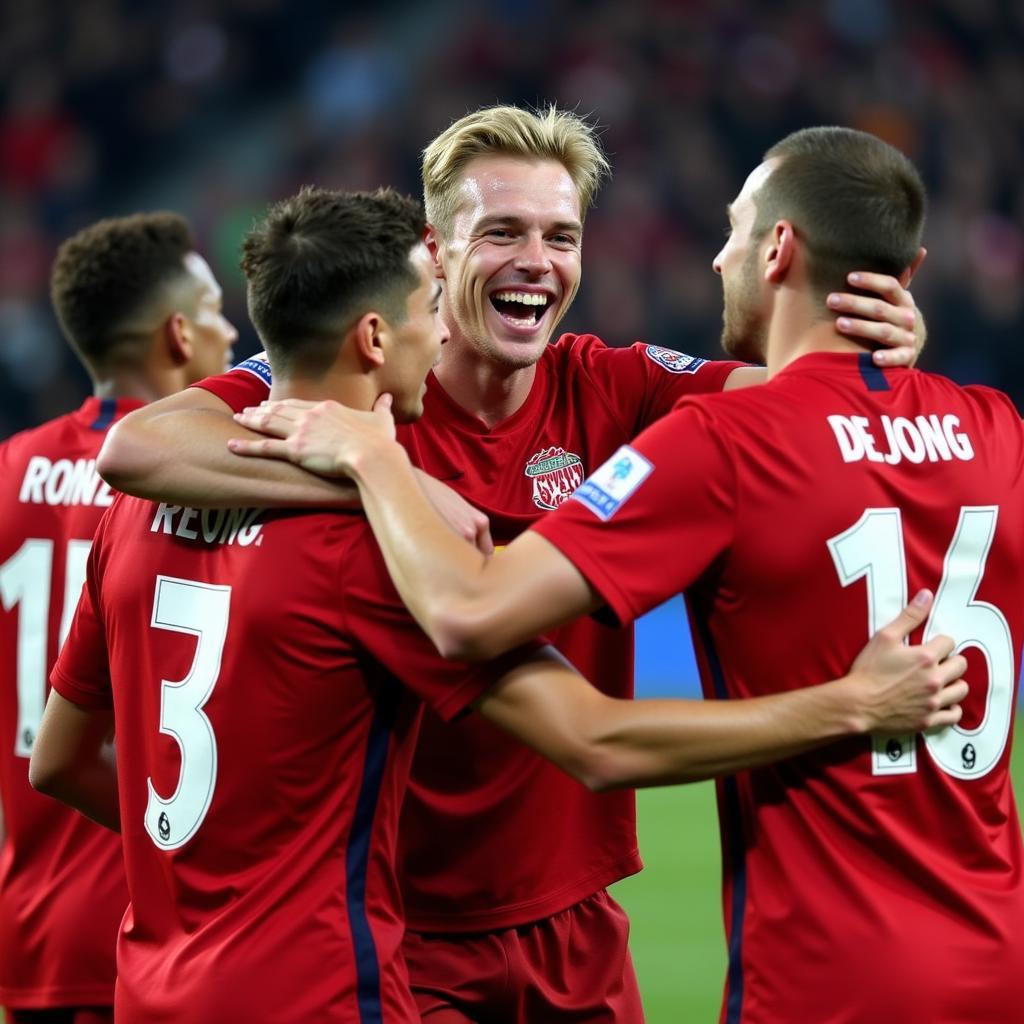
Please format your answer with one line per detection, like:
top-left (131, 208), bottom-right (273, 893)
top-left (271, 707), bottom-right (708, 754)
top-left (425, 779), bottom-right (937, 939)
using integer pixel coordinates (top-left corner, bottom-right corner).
top-left (2, 1), bottom-right (1022, 1019)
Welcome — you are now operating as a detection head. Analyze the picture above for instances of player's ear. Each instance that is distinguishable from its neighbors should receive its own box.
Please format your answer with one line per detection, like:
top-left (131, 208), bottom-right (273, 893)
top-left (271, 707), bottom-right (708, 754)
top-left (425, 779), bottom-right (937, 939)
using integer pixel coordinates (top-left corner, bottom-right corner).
top-left (899, 246), bottom-right (927, 288)
top-left (764, 220), bottom-right (795, 283)
top-left (163, 313), bottom-right (192, 367)
top-left (352, 311), bottom-right (387, 369)
top-left (423, 224), bottom-right (446, 280)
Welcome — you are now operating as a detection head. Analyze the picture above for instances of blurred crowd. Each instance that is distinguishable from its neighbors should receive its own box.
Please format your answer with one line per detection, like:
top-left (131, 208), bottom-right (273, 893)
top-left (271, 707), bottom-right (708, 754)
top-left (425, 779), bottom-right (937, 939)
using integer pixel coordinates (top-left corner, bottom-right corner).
top-left (2, 0), bottom-right (1022, 436)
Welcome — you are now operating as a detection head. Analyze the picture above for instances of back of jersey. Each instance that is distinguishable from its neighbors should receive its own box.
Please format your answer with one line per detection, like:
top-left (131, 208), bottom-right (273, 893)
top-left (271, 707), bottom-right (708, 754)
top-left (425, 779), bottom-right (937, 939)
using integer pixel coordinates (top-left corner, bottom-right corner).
top-left (701, 354), bottom-right (1024, 1024)
top-left (54, 496), bottom-right (433, 1024)
top-left (0, 398), bottom-right (131, 1010)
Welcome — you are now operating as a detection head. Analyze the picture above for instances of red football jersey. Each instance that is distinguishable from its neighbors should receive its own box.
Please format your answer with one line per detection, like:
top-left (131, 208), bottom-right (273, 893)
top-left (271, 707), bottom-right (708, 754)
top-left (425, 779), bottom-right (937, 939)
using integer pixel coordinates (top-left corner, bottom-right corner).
top-left (0, 397), bottom-right (133, 1009)
top-left (201, 334), bottom-right (742, 929)
top-left (534, 352), bottom-right (1024, 1023)
top-left (50, 495), bottom-right (515, 1023)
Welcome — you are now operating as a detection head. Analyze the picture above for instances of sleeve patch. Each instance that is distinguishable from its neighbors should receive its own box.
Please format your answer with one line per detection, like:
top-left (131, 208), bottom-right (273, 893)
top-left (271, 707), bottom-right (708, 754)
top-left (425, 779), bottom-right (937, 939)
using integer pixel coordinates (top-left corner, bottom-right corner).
top-left (571, 445), bottom-right (653, 521)
top-left (232, 353), bottom-right (273, 387)
top-left (645, 345), bottom-right (705, 374)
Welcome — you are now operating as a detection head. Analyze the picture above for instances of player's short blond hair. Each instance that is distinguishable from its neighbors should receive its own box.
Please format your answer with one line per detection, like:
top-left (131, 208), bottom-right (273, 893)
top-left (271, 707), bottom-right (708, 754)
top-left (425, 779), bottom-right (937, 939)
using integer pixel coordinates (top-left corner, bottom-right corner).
top-left (422, 105), bottom-right (610, 235)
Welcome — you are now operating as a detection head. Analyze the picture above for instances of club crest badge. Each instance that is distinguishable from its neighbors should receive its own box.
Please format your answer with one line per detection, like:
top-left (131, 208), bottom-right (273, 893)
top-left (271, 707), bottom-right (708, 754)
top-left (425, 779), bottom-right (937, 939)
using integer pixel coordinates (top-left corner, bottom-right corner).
top-left (644, 345), bottom-right (705, 374)
top-left (525, 446), bottom-right (585, 510)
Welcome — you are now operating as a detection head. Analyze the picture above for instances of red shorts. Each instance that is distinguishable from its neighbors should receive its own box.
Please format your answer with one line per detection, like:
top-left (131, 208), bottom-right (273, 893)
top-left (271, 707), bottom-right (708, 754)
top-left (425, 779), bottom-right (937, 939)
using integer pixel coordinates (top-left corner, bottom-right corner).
top-left (7, 1010), bottom-right (113, 1024)
top-left (403, 889), bottom-right (644, 1023)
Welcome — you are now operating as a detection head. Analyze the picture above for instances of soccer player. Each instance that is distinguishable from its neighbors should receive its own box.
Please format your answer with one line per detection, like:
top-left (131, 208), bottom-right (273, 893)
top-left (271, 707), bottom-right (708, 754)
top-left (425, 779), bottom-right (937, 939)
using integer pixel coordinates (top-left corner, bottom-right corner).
top-left (0, 213), bottom-right (236, 1024)
top-left (237, 129), bottom-right (1024, 1023)
top-left (31, 185), bottom-right (965, 1024)
top-left (96, 107), bottom-right (928, 1022)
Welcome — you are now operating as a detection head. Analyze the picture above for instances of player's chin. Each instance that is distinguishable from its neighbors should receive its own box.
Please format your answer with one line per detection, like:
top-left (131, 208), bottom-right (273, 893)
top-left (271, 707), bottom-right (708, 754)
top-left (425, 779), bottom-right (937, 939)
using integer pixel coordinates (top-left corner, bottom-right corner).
top-left (490, 331), bottom-right (551, 369)
top-left (393, 395), bottom-right (425, 424)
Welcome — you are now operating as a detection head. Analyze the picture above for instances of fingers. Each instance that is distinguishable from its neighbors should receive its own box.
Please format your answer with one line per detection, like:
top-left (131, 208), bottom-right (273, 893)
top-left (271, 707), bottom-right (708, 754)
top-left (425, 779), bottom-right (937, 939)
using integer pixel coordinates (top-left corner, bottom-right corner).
top-left (871, 345), bottom-right (917, 367)
top-left (876, 589), bottom-right (933, 643)
top-left (845, 271), bottom-right (912, 306)
top-left (259, 399), bottom-right (320, 411)
top-left (226, 437), bottom-right (291, 460)
top-left (373, 393), bottom-right (394, 413)
top-left (834, 314), bottom-right (916, 350)
top-left (476, 521), bottom-right (495, 557)
top-left (828, 292), bottom-right (916, 327)
top-left (924, 703), bottom-right (964, 730)
top-left (935, 677), bottom-right (969, 707)
top-left (919, 633), bottom-right (960, 667)
top-left (233, 408), bottom-right (300, 438)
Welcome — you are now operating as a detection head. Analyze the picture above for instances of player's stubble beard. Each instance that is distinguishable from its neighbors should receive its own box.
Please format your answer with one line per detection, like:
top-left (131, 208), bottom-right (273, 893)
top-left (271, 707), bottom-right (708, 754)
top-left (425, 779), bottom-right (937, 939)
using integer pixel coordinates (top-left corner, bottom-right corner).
top-left (720, 245), bottom-right (767, 365)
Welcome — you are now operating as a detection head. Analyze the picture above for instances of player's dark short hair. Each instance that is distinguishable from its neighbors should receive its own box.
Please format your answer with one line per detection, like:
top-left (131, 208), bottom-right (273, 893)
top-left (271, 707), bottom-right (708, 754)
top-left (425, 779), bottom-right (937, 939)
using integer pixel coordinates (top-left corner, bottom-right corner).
top-left (754, 127), bottom-right (926, 304)
top-left (241, 186), bottom-right (426, 377)
top-left (50, 212), bottom-right (196, 367)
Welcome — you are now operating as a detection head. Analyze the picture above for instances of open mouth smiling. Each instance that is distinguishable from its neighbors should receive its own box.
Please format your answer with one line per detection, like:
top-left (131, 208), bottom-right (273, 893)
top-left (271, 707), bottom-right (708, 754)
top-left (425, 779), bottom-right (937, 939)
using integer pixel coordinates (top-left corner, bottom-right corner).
top-left (490, 290), bottom-right (552, 329)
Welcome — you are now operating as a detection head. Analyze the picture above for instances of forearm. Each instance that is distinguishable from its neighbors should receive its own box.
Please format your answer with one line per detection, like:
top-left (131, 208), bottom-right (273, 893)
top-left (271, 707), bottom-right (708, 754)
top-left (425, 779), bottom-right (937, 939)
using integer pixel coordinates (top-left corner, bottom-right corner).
top-left (40, 755), bottom-right (121, 833)
top-left (29, 699), bottom-right (120, 831)
top-left (583, 679), bottom-right (866, 789)
top-left (353, 444), bottom-right (489, 641)
top-left (100, 402), bottom-right (360, 509)
top-left (479, 654), bottom-right (870, 790)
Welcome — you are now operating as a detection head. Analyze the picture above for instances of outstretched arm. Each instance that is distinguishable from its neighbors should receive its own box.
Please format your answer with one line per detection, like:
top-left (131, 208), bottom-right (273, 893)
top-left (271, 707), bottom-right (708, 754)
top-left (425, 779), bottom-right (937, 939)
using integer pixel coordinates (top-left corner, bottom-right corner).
top-left (98, 386), bottom-right (361, 508)
top-left (99, 387), bottom-right (493, 550)
top-left (232, 398), bottom-right (574, 656)
top-left (30, 692), bottom-right (119, 832)
top-left (474, 594), bottom-right (966, 790)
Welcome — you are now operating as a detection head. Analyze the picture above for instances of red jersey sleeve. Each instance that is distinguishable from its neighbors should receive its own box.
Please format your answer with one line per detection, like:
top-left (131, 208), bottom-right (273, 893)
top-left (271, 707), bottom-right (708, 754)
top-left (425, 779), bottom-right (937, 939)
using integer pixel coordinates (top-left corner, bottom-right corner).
top-left (337, 523), bottom-right (535, 721)
top-left (565, 334), bottom-right (745, 435)
top-left (49, 529), bottom-right (113, 711)
top-left (192, 353), bottom-right (272, 414)
top-left (531, 400), bottom-right (736, 625)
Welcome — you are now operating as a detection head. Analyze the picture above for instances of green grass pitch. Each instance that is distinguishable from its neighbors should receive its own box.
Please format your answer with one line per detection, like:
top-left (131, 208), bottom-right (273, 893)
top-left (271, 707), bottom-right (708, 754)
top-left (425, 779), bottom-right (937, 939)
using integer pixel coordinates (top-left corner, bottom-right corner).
top-left (614, 723), bottom-right (1024, 1022)
top-left (3, 732), bottom-right (1020, 1024)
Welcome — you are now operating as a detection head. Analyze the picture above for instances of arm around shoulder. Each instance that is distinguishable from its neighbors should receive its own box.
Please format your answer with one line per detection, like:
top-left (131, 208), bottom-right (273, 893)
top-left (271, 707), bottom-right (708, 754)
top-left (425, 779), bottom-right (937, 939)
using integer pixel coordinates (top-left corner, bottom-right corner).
top-left (99, 386), bottom-right (361, 508)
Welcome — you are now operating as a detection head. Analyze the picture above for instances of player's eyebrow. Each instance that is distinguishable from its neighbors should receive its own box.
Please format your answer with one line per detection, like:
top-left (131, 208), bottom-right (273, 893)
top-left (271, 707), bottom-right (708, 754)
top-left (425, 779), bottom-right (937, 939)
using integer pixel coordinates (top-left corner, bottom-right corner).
top-left (476, 214), bottom-right (583, 236)
top-left (431, 283), bottom-right (443, 305)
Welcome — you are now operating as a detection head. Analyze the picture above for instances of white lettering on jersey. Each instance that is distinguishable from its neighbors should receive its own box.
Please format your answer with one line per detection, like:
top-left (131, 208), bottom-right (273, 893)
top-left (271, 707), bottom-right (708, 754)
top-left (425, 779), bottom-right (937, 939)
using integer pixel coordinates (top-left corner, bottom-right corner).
top-left (826, 414), bottom-right (974, 465)
top-left (150, 503), bottom-right (264, 546)
top-left (18, 456), bottom-right (115, 507)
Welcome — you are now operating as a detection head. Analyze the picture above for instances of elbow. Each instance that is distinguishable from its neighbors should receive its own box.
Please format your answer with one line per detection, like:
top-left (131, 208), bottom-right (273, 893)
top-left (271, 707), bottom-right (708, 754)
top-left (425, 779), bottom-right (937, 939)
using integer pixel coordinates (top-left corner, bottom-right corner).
top-left (429, 600), bottom-right (506, 661)
top-left (96, 421), bottom-right (144, 491)
top-left (561, 745), bottom-right (630, 793)
top-left (28, 755), bottom-right (67, 799)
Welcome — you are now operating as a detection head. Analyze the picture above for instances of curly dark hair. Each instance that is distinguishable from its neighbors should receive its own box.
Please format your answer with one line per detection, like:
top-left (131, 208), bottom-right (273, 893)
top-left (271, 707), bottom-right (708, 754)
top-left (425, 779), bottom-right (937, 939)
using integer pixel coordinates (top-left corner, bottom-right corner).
top-left (242, 186), bottom-right (425, 376)
top-left (50, 211), bottom-right (196, 365)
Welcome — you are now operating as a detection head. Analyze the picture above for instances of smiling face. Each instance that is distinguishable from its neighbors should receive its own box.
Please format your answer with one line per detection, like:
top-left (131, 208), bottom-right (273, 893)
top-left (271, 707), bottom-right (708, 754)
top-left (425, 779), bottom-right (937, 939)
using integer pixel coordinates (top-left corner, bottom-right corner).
top-left (431, 155), bottom-right (583, 370)
top-left (712, 160), bottom-right (777, 364)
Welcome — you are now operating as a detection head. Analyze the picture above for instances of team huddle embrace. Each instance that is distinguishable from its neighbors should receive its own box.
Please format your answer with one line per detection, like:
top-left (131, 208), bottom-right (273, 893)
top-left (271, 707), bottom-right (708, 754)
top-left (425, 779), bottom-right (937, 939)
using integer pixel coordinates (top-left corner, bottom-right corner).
top-left (1, 104), bottom-right (1020, 1024)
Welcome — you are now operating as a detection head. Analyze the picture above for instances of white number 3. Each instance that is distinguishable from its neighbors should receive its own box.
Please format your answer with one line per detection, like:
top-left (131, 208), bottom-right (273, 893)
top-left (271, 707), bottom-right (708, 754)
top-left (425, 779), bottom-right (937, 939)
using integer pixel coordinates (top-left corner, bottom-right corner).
top-left (828, 506), bottom-right (1014, 780)
top-left (145, 575), bottom-right (231, 850)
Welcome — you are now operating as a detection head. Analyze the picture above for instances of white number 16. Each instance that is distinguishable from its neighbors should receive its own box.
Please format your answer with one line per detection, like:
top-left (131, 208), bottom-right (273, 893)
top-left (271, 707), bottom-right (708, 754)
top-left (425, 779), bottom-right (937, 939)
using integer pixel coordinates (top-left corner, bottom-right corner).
top-left (828, 506), bottom-right (1013, 780)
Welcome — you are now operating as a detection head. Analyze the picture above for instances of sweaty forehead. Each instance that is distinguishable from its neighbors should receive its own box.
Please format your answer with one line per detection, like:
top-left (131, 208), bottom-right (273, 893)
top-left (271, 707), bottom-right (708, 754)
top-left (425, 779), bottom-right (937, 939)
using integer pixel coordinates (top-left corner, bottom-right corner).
top-left (454, 155), bottom-right (581, 225)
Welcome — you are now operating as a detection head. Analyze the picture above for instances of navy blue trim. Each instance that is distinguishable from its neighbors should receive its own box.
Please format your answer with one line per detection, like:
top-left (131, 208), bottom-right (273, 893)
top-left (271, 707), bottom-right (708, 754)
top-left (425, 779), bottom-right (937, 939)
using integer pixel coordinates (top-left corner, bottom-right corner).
top-left (89, 397), bottom-right (118, 431)
top-left (345, 676), bottom-right (400, 1023)
top-left (857, 351), bottom-right (890, 392)
top-left (695, 617), bottom-right (747, 1023)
